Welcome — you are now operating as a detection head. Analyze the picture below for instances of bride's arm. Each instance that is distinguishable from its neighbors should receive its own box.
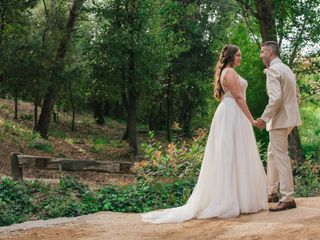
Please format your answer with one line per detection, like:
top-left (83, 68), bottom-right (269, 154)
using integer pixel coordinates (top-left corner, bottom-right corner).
top-left (223, 69), bottom-right (255, 123)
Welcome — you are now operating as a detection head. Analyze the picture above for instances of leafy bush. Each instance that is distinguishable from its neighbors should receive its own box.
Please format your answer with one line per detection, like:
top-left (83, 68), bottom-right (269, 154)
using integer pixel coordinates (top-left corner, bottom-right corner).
top-left (132, 130), bottom-right (206, 183)
top-left (2, 120), bottom-right (36, 142)
top-left (0, 177), bottom-right (37, 226)
top-left (0, 176), bottom-right (100, 226)
top-left (293, 159), bottom-right (320, 197)
top-left (0, 120), bottom-right (54, 153)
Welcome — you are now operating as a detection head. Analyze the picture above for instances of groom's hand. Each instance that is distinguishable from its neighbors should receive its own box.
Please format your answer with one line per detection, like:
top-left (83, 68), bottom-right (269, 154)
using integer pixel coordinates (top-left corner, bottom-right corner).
top-left (255, 118), bottom-right (265, 129)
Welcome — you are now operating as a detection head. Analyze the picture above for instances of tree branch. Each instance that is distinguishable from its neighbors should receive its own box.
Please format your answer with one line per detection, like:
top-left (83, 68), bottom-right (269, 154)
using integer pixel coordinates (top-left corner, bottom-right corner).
top-left (236, 0), bottom-right (259, 19)
top-left (288, 18), bottom-right (307, 67)
top-left (241, 8), bottom-right (260, 48)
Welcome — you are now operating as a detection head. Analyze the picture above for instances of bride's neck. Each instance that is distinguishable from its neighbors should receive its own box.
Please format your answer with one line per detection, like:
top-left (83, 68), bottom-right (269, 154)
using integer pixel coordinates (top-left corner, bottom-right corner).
top-left (225, 65), bottom-right (234, 69)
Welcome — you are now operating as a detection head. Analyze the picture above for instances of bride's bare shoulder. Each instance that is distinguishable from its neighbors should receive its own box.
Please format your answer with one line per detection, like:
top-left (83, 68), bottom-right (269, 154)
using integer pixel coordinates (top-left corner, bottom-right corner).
top-left (223, 68), bottom-right (238, 79)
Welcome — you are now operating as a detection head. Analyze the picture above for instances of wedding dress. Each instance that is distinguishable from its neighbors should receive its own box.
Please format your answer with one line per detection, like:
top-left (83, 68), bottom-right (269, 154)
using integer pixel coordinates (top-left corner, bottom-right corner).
top-left (142, 69), bottom-right (268, 223)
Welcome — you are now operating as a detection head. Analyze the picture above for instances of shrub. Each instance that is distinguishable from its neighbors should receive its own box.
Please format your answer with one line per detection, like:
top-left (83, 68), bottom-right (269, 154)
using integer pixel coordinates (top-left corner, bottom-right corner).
top-left (293, 159), bottom-right (320, 197)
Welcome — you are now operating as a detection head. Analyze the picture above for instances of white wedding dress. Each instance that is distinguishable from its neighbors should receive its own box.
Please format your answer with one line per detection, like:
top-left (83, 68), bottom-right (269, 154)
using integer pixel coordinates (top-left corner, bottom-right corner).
top-left (142, 70), bottom-right (268, 223)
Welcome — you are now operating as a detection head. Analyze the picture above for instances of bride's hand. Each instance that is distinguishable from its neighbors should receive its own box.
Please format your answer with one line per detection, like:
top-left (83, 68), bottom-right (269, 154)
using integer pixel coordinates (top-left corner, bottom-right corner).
top-left (252, 120), bottom-right (258, 127)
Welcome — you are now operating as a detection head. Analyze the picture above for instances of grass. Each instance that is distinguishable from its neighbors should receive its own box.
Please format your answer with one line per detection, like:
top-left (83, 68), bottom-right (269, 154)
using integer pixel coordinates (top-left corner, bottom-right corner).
top-left (28, 139), bottom-right (53, 153)
top-left (48, 128), bottom-right (68, 138)
top-left (91, 136), bottom-right (108, 153)
top-left (300, 103), bottom-right (320, 161)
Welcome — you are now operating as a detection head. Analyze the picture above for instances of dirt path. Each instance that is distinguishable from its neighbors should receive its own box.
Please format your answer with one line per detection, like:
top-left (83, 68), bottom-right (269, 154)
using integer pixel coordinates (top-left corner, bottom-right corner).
top-left (0, 197), bottom-right (319, 240)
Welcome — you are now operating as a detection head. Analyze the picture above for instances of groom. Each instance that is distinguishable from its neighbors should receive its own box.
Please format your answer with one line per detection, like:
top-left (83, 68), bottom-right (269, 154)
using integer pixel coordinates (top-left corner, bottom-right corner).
top-left (256, 41), bottom-right (302, 212)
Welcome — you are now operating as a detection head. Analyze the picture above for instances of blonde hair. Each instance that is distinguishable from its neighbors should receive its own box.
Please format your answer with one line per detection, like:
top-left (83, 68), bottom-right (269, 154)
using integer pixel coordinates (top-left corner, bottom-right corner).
top-left (214, 44), bottom-right (239, 101)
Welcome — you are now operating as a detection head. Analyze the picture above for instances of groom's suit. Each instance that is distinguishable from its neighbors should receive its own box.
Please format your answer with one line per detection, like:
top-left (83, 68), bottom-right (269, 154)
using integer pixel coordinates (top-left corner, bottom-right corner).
top-left (260, 57), bottom-right (302, 202)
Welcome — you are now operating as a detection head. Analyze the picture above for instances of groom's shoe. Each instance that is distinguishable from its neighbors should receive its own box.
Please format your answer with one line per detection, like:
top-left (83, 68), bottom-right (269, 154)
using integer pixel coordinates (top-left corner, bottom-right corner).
top-left (269, 200), bottom-right (297, 212)
top-left (268, 193), bottom-right (279, 203)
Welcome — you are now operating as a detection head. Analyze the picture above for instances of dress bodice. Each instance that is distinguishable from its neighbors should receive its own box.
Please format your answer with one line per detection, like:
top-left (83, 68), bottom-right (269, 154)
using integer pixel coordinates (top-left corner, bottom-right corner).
top-left (220, 69), bottom-right (247, 100)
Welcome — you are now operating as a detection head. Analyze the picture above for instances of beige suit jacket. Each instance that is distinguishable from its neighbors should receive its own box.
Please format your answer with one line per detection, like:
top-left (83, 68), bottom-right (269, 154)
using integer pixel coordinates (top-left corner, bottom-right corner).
top-left (260, 58), bottom-right (302, 131)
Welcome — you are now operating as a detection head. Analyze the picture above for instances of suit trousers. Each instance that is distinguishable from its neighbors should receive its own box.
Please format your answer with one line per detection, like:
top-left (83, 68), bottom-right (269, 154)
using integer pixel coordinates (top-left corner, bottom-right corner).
top-left (267, 127), bottom-right (294, 202)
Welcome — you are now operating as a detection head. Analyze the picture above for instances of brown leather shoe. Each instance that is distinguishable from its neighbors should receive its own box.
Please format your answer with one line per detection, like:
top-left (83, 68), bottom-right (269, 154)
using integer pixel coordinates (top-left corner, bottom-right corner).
top-left (269, 200), bottom-right (297, 212)
top-left (268, 192), bottom-right (279, 203)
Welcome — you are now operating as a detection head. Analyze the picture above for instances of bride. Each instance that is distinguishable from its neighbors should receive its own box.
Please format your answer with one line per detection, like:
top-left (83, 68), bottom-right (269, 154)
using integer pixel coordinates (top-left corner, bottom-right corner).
top-left (142, 44), bottom-right (268, 223)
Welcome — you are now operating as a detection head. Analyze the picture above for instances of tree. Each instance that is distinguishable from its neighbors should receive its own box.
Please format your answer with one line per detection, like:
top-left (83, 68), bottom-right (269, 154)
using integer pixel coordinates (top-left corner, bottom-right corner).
top-left (0, 0), bottom-right (38, 118)
top-left (35, 0), bottom-right (86, 138)
top-left (236, 0), bottom-right (320, 162)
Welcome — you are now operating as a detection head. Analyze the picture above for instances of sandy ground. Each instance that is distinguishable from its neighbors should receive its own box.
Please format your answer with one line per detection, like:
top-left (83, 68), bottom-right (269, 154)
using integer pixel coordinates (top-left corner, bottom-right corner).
top-left (0, 197), bottom-right (319, 240)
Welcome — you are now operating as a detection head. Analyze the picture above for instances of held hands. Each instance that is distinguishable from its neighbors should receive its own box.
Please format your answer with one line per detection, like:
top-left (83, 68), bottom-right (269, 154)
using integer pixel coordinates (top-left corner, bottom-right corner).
top-left (252, 118), bottom-right (265, 129)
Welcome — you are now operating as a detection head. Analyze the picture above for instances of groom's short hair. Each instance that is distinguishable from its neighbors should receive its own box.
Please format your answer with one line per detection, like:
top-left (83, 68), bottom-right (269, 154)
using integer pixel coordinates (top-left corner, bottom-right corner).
top-left (261, 41), bottom-right (280, 56)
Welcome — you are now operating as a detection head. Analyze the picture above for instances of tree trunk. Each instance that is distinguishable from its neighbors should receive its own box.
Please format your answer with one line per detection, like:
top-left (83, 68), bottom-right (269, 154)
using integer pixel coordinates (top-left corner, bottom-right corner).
top-left (14, 88), bottom-right (18, 120)
top-left (33, 100), bottom-right (38, 129)
top-left (255, 0), bottom-right (277, 42)
top-left (93, 100), bottom-right (105, 125)
top-left (181, 109), bottom-right (192, 137)
top-left (121, 91), bottom-right (129, 140)
top-left (104, 100), bottom-right (109, 116)
top-left (52, 95), bottom-right (59, 123)
top-left (69, 81), bottom-right (75, 130)
top-left (288, 127), bottom-right (303, 163)
top-left (121, 60), bottom-right (129, 141)
top-left (166, 77), bottom-right (172, 141)
top-left (127, 50), bottom-right (138, 155)
top-left (122, 125), bottom-right (129, 140)
top-left (33, 95), bottom-right (39, 130)
top-left (148, 107), bottom-right (156, 131)
top-left (35, 88), bottom-right (55, 138)
top-left (0, 11), bottom-right (5, 85)
top-left (0, 10), bottom-right (6, 46)
top-left (179, 94), bottom-right (192, 137)
top-left (35, 0), bottom-right (85, 138)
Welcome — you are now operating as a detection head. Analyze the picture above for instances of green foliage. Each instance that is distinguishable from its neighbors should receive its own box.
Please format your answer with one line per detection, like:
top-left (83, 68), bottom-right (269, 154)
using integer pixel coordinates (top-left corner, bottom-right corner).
top-left (0, 177), bottom-right (37, 226)
top-left (294, 160), bottom-right (320, 197)
top-left (133, 130), bottom-right (206, 182)
top-left (99, 179), bottom-right (194, 213)
top-left (257, 140), bottom-right (268, 168)
top-left (0, 176), bottom-right (100, 226)
top-left (48, 128), bottom-right (68, 138)
top-left (28, 138), bottom-right (53, 153)
top-left (108, 139), bottom-right (126, 148)
top-left (38, 176), bottom-right (100, 218)
top-left (90, 136), bottom-right (108, 153)
top-left (0, 119), bottom-right (53, 152)
top-left (275, 0), bottom-right (320, 61)
top-left (20, 114), bottom-right (33, 121)
top-left (2, 120), bottom-right (35, 142)
top-left (300, 104), bottom-right (320, 160)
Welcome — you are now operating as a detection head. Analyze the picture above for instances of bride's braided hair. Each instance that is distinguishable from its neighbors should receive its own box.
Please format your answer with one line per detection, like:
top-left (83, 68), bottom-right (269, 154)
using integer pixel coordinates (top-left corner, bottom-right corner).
top-left (214, 44), bottom-right (240, 101)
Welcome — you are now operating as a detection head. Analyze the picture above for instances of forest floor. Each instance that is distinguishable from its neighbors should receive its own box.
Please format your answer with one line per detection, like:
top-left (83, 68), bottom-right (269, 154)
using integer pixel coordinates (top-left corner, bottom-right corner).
top-left (0, 98), bottom-right (157, 186)
top-left (0, 197), bottom-right (319, 240)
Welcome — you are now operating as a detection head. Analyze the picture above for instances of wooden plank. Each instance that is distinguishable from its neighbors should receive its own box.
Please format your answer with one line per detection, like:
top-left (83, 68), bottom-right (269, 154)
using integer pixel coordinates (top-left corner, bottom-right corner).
top-left (10, 152), bottom-right (23, 181)
top-left (17, 155), bottom-right (121, 173)
top-left (119, 162), bottom-right (133, 173)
